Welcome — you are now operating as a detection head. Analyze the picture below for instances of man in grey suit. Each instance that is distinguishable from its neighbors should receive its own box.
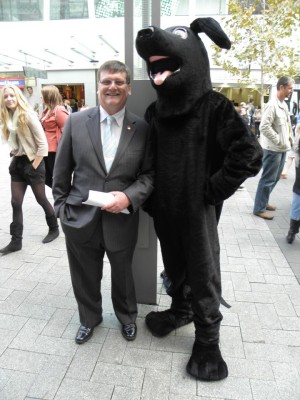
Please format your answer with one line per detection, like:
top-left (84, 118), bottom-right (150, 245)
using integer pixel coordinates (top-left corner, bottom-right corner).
top-left (52, 60), bottom-right (154, 343)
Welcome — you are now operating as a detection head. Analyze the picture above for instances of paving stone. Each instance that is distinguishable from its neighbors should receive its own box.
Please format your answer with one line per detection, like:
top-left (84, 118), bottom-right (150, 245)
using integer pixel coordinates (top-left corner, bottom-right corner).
top-left (226, 357), bottom-right (274, 380)
top-left (0, 348), bottom-right (49, 373)
top-left (66, 342), bottom-right (102, 380)
top-left (255, 303), bottom-right (282, 329)
top-left (250, 379), bottom-right (282, 400)
top-left (54, 377), bottom-right (113, 400)
top-left (140, 368), bottom-right (171, 400)
top-left (112, 386), bottom-right (142, 400)
top-left (170, 353), bottom-right (197, 396)
top-left (123, 347), bottom-right (172, 371)
top-left (0, 371), bottom-right (36, 400)
top-left (91, 361), bottom-right (145, 389)
top-left (197, 376), bottom-right (252, 400)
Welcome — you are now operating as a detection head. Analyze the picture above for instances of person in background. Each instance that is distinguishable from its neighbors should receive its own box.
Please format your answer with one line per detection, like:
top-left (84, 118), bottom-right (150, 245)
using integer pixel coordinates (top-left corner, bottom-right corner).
top-left (286, 122), bottom-right (300, 244)
top-left (247, 98), bottom-right (256, 131)
top-left (239, 106), bottom-right (250, 130)
top-left (40, 85), bottom-right (69, 188)
top-left (0, 85), bottom-right (59, 255)
top-left (253, 105), bottom-right (262, 138)
top-left (253, 76), bottom-right (294, 220)
top-left (52, 60), bottom-right (154, 344)
top-left (25, 86), bottom-right (40, 115)
top-left (64, 99), bottom-right (72, 114)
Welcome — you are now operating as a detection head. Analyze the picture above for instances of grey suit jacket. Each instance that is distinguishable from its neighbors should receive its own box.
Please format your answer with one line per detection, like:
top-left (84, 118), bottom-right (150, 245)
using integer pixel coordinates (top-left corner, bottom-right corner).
top-left (52, 107), bottom-right (154, 252)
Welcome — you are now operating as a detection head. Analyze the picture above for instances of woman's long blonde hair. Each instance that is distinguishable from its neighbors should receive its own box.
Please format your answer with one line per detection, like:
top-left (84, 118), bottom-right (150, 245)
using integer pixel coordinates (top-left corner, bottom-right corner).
top-left (41, 85), bottom-right (62, 111)
top-left (0, 85), bottom-right (31, 140)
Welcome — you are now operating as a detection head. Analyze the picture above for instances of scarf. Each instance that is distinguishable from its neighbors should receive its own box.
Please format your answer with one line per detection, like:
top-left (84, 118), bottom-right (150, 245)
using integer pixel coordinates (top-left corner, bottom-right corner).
top-left (7, 109), bottom-right (19, 151)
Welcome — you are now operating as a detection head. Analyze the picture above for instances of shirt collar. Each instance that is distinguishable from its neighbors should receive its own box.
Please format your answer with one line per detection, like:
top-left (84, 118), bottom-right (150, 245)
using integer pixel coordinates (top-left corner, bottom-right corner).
top-left (100, 106), bottom-right (125, 127)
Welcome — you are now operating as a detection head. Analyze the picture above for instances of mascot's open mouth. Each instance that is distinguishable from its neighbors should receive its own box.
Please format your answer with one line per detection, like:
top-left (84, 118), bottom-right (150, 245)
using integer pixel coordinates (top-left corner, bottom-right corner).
top-left (149, 56), bottom-right (181, 85)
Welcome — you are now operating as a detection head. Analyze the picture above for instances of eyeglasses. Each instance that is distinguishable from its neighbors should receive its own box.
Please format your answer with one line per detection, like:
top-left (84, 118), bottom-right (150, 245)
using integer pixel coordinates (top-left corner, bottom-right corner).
top-left (99, 80), bottom-right (128, 87)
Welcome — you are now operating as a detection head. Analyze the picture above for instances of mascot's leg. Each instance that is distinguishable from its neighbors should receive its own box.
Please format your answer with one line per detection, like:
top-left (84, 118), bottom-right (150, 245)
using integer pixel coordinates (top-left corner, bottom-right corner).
top-left (185, 265), bottom-right (228, 381)
top-left (146, 216), bottom-right (194, 336)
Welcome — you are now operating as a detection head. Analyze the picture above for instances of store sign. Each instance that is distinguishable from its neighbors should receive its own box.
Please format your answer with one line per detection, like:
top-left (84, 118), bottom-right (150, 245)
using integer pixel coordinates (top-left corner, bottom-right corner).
top-left (23, 67), bottom-right (47, 79)
top-left (0, 77), bottom-right (25, 88)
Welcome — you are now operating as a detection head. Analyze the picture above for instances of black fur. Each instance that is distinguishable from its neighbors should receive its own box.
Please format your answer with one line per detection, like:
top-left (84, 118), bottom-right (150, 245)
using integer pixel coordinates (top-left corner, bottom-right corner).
top-left (136, 18), bottom-right (262, 381)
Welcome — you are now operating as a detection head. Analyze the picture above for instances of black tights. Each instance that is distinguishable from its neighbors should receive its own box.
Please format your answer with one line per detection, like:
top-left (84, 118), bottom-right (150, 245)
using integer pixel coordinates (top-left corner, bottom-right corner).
top-left (11, 181), bottom-right (55, 225)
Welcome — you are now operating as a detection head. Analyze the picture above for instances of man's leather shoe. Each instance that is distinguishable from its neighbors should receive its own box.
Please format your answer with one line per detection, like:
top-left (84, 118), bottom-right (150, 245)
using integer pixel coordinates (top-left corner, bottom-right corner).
top-left (121, 323), bottom-right (137, 341)
top-left (75, 325), bottom-right (94, 344)
top-left (254, 212), bottom-right (274, 220)
top-left (266, 204), bottom-right (276, 211)
top-left (75, 318), bottom-right (103, 345)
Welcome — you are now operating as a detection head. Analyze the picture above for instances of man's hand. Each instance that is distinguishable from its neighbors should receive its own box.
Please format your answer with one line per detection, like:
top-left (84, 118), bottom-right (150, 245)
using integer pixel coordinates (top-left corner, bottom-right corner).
top-left (101, 191), bottom-right (130, 214)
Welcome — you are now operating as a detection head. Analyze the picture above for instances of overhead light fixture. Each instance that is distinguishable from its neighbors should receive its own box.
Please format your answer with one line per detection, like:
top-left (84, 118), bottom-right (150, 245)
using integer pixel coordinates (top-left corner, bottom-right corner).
top-left (70, 36), bottom-right (96, 57)
top-left (19, 50), bottom-right (52, 65)
top-left (98, 35), bottom-right (119, 55)
top-left (0, 60), bottom-right (12, 66)
top-left (70, 48), bottom-right (98, 63)
top-left (0, 52), bottom-right (31, 65)
top-left (44, 49), bottom-right (74, 64)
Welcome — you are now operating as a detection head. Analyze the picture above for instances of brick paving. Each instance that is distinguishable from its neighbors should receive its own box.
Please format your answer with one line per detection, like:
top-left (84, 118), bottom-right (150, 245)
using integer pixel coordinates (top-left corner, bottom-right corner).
top-left (0, 142), bottom-right (300, 400)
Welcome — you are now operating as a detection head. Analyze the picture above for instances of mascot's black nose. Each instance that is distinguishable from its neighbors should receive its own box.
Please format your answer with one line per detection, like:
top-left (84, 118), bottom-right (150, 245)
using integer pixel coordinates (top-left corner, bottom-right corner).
top-left (137, 27), bottom-right (154, 39)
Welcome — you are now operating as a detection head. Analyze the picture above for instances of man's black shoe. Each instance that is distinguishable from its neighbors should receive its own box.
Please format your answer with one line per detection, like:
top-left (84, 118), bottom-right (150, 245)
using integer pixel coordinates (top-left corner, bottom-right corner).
top-left (121, 323), bottom-right (137, 341)
top-left (75, 325), bottom-right (94, 344)
top-left (75, 318), bottom-right (103, 344)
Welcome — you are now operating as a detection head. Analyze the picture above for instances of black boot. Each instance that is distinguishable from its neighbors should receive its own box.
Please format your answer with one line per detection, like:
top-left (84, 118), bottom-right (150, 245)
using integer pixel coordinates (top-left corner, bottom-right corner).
top-left (42, 214), bottom-right (59, 243)
top-left (0, 222), bottom-right (23, 255)
top-left (286, 219), bottom-right (300, 244)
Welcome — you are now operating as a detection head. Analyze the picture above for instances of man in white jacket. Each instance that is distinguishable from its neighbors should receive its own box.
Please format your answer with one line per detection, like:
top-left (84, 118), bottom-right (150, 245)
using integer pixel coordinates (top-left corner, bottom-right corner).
top-left (253, 76), bottom-right (294, 220)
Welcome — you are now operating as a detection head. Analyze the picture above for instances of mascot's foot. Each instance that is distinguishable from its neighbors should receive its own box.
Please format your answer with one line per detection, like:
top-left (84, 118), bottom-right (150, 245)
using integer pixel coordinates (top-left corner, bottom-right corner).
top-left (186, 342), bottom-right (228, 381)
top-left (145, 310), bottom-right (193, 337)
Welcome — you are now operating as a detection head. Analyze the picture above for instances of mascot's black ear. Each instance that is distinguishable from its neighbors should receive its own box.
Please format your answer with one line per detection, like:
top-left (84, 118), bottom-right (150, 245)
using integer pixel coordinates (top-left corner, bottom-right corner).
top-left (190, 17), bottom-right (231, 50)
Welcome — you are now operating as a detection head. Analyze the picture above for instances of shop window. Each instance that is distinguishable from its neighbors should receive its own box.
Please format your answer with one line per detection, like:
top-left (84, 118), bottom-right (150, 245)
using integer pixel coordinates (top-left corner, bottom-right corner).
top-left (50, 0), bottom-right (88, 20)
top-left (0, 0), bottom-right (43, 21)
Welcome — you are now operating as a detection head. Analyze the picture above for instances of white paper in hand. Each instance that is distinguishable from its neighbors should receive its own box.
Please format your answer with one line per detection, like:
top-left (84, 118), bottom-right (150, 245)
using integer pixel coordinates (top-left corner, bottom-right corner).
top-left (82, 190), bottom-right (129, 214)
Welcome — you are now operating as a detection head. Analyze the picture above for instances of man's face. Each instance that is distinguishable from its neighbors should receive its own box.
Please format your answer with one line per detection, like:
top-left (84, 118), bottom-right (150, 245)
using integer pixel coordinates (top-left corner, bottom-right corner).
top-left (98, 70), bottom-right (131, 114)
top-left (281, 82), bottom-right (294, 99)
top-left (27, 87), bottom-right (33, 95)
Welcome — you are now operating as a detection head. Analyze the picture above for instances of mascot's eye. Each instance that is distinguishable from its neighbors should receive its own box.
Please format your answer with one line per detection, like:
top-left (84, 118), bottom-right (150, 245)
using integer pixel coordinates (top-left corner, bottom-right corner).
top-left (172, 28), bottom-right (188, 39)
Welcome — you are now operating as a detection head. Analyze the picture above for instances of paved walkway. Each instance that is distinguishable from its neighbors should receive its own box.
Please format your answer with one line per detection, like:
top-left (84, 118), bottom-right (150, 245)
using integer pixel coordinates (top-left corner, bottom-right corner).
top-left (0, 142), bottom-right (300, 400)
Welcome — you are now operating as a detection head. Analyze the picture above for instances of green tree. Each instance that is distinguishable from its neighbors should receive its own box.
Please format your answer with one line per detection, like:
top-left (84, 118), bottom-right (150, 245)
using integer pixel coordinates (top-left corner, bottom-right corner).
top-left (213, 0), bottom-right (300, 105)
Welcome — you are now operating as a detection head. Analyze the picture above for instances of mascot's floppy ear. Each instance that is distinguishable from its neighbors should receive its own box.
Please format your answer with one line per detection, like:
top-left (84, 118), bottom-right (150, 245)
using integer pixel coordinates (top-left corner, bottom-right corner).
top-left (190, 17), bottom-right (231, 50)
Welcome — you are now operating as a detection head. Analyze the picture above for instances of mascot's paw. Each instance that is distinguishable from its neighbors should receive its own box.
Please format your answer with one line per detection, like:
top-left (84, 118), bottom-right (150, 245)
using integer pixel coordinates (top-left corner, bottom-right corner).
top-left (145, 310), bottom-right (193, 337)
top-left (186, 342), bottom-right (228, 381)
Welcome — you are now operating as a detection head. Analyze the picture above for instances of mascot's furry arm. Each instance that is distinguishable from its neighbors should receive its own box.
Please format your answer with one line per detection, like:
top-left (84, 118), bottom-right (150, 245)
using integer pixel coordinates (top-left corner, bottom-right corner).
top-left (203, 91), bottom-right (263, 205)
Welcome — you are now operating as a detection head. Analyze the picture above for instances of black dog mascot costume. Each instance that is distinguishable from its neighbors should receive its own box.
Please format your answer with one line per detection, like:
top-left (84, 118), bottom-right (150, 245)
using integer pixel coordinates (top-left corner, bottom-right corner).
top-left (135, 18), bottom-right (263, 381)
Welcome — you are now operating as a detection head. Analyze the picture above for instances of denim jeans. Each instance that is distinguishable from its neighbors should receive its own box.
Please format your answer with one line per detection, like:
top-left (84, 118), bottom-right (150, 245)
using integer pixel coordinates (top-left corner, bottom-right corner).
top-left (253, 149), bottom-right (286, 213)
top-left (290, 192), bottom-right (300, 221)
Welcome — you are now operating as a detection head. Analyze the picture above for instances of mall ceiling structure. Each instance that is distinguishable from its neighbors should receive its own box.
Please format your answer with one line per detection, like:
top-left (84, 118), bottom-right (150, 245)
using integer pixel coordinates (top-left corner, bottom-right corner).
top-left (0, 19), bottom-right (124, 73)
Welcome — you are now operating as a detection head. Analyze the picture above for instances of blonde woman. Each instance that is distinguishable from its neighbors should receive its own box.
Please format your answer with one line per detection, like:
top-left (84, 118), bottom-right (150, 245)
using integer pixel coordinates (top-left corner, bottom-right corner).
top-left (0, 85), bottom-right (59, 255)
top-left (40, 85), bottom-right (69, 188)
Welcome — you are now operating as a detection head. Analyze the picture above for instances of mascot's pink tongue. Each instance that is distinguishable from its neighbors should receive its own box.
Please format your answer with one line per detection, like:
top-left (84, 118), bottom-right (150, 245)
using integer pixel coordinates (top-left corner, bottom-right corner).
top-left (154, 70), bottom-right (172, 85)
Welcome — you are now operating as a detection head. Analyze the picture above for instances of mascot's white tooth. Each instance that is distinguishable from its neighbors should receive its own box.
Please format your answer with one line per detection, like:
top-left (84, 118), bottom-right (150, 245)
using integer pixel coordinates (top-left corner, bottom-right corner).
top-left (136, 18), bottom-right (262, 382)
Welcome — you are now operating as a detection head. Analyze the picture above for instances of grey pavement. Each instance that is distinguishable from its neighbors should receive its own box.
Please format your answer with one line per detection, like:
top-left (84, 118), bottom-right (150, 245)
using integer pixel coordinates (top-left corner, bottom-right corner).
top-left (0, 141), bottom-right (300, 400)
